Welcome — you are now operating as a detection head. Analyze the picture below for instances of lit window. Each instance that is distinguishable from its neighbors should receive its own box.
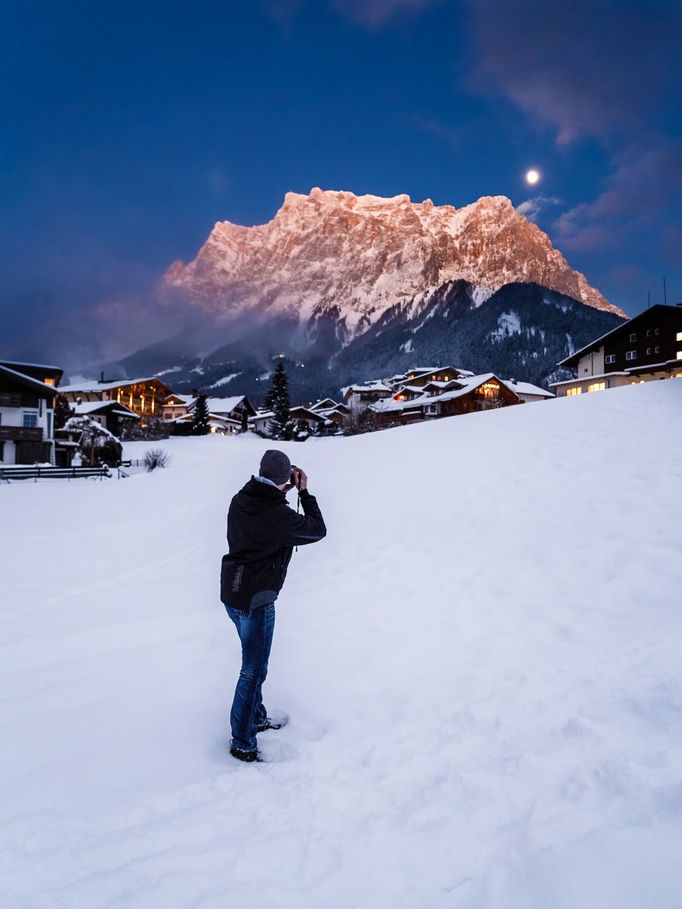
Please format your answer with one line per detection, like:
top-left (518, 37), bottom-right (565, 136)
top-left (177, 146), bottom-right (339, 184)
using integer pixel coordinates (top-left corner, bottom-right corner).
top-left (677, 331), bottom-right (682, 342)
top-left (626, 350), bottom-right (637, 361)
top-left (629, 332), bottom-right (637, 342)
top-left (44, 377), bottom-right (54, 386)
top-left (677, 351), bottom-right (682, 360)
top-left (587, 382), bottom-right (606, 392)
top-left (605, 354), bottom-right (616, 364)
top-left (566, 387), bottom-right (582, 396)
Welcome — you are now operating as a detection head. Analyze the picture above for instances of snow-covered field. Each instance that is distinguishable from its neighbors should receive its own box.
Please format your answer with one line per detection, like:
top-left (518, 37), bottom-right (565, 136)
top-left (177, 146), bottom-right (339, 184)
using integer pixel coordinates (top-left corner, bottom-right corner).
top-left (2, 381), bottom-right (682, 908)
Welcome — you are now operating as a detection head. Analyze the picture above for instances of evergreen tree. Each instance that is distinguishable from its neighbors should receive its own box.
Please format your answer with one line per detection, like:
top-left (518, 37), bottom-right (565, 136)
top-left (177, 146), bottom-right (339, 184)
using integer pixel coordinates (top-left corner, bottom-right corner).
top-left (264, 362), bottom-right (291, 439)
top-left (54, 394), bottom-right (74, 430)
top-left (191, 390), bottom-right (211, 435)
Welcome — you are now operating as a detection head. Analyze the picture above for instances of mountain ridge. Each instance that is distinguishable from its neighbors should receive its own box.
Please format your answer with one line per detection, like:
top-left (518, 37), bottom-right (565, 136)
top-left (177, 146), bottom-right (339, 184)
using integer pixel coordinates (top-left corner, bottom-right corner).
top-left (164, 189), bottom-right (623, 340)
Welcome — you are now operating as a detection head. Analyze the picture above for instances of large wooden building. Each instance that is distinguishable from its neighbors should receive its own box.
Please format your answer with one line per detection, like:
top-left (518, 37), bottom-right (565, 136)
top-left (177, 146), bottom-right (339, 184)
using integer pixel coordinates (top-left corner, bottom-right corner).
top-left (551, 304), bottom-right (682, 396)
top-left (58, 376), bottom-right (174, 423)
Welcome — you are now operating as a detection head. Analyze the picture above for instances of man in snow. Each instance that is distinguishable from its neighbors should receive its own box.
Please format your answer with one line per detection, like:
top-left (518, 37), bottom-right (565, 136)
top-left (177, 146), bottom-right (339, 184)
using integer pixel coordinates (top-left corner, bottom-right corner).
top-left (220, 449), bottom-right (327, 762)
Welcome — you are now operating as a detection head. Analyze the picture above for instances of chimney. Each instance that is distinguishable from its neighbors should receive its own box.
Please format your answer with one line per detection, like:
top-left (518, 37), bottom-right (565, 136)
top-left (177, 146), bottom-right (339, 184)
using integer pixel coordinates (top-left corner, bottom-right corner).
top-left (99, 371), bottom-right (105, 384)
top-left (510, 378), bottom-right (517, 384)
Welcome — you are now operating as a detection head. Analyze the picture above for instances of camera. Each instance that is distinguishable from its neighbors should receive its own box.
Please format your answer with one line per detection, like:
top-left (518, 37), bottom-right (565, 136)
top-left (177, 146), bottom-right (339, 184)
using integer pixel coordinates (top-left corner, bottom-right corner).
top-left (290, 465), bottom-right (299, 487)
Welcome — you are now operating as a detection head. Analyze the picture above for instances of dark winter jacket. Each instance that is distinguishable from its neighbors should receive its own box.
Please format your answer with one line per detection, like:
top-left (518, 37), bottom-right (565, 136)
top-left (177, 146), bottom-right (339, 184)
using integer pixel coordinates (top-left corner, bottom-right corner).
top-left (220, 477), bottom-right (327, 611)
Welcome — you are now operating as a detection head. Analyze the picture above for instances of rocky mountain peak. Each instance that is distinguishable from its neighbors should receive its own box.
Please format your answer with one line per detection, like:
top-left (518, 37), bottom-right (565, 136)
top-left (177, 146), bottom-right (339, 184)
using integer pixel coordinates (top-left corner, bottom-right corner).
top-left (165, 189), bottom-right (623, 336)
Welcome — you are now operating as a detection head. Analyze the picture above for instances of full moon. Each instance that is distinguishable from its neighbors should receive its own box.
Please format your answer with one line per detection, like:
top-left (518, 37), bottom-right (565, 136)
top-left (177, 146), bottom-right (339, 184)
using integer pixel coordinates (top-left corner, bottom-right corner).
top-left (525, 168), bottom-right (540, 186)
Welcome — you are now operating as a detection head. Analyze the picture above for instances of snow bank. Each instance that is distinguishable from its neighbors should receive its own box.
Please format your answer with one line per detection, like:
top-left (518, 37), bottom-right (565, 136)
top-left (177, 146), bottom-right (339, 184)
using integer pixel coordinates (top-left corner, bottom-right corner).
top-left (2, 382), bottom-right (682, 908)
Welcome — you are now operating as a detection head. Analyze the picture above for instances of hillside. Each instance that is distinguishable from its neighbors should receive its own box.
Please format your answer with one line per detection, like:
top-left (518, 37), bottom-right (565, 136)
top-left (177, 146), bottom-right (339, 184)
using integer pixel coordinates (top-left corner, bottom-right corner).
top-left (112, 282), bottom-right (624, 403)
top-left (2, 382), bottom-right (681, 908)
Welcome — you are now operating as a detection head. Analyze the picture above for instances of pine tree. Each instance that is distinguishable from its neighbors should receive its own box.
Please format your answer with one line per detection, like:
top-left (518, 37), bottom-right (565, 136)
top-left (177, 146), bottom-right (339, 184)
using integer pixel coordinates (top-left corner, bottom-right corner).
top-left (191, 390), bottom-right (211, 435)
top-left (54, 395), bottom-right (74, 430)
top-left (264, 362), bottom-right (291, 439)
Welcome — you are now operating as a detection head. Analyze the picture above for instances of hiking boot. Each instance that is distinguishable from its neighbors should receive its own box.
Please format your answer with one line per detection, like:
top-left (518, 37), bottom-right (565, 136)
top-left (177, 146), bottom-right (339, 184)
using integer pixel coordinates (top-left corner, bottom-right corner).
top-left (256, 718), bottom-right (286, 733)
top-left (230, 745), bottom-right (262, 763)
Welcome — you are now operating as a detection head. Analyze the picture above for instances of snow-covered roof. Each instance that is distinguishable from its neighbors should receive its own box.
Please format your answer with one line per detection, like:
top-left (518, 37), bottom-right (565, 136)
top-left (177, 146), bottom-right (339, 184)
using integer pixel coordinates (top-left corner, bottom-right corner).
top-left (164, 393), bottom-right (193, 405)
top-left (316, 403), bottom-right (349, 417)
top-left (59, 377), bottom-right (166, 393)
top-left (0, 364), bottom-right (59, 396)
top-left (341, 382), bottom-right (391, 396)
top-left (72, 401), bottom-right (140, 418)
top-left (309, 398), bottom-right (338, 411)
top-left (501, 379), bottom-right (554, 397)
top-left (208, 413), bottom-right (241, 424)
top-left (0, 359), bottom-right (63, 373)
top-left (371, 373), bottom-right (518, 413)
top-left (203, 396), bottom-right (245, 414)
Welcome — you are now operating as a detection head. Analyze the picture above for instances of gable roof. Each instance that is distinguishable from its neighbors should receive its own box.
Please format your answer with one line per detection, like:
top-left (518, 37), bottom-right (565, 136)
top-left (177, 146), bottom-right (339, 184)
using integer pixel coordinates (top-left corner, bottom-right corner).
top-left (0, 359), bottom-right (64, 384)
top-left (309, 397), bottom-right (338, 411)
top-left (0, 364), bottom-right (59, 397)
top-left (59, 376), bottom-right (173, 394)
top-left (72, 401), bottom-right (141, 419)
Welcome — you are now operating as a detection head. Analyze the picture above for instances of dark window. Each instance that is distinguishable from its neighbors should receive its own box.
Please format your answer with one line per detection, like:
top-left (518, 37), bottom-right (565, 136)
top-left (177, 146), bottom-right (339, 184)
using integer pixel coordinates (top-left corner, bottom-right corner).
top-left (605, 354), bottom-right (616, 365)
top-left (655, 327), bottom-right (660, 335)
top-left (629, 332), bottom-right (637, 342)
top-left (655, 346), bottom-right (661, 354)
top-left (646, 347), bottom-right (652, 355)
top-left (23, 412), bottom-right (38, 428)
top-left (0, 440), bottom-right (4, 461)
top-left (646, 329), bottom-right (652, 337)
top-left (626, 350), bottom-right (637, 361)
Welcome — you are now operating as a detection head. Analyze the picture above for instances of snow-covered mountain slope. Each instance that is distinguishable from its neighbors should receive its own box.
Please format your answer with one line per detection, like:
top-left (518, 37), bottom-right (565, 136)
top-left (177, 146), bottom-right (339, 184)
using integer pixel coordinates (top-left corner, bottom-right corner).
top-left (165, 189), bottom-right (623, 340)
top-left (3, 381), bottom-right (681, 908)
top-left (112, 282), bottom-right (623, 403)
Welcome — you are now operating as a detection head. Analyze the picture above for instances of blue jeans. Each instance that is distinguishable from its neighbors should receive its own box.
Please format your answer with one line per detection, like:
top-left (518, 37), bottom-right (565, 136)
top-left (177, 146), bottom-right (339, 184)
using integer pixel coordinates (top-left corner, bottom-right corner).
top-left (225, 603), bottom-right (276, 753)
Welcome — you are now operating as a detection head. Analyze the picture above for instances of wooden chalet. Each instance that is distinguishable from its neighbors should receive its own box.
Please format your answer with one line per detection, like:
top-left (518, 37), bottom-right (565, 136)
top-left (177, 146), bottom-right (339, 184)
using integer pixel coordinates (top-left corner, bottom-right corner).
top-left (551, 303), bottom-right (682, 396)
top-left (370, 373), bottom-right (521, 428)
top-left (71, 400), bottom-right (140, 437)
top-left (173, 395), bottom-right (256, 434)
top-left (396, 366), bottom-right (474, 389)
top-left (58, 376), bottom-right (174, 423)
top-left (162, 393), bottom-right (193, 421)
top-left (341, 382), bottom-right (392, 416)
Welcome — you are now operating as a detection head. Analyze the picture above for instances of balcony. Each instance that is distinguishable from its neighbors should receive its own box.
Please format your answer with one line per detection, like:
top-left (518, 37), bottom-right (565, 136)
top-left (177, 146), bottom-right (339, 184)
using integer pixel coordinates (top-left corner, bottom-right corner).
top-left (0, 426), bottom-right (44, 442)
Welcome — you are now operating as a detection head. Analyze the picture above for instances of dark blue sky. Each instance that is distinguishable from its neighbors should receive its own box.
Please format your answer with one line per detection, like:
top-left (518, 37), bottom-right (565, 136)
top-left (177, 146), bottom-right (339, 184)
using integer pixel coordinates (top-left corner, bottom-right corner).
top-left (1, 0), bottom-right (681, 366)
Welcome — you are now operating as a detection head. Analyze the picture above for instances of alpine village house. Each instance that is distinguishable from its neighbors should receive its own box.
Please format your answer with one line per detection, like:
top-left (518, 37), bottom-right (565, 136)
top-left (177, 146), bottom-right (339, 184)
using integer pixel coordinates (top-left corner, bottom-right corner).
top-left (551, 303), bottom-right (682, 396)
top-left (0, 360), bottom-right (62, 464)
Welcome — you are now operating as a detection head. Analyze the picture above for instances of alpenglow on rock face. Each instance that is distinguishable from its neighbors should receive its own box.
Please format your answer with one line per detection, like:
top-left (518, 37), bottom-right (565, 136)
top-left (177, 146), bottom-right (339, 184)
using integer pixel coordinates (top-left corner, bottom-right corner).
top-left (164, 188), bottom-right (622, 338)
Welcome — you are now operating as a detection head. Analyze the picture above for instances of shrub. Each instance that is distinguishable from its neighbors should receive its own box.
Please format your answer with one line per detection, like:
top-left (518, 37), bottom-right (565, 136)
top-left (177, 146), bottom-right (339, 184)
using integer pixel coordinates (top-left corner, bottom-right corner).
top-left (144, 448), bottom-right (170, 471)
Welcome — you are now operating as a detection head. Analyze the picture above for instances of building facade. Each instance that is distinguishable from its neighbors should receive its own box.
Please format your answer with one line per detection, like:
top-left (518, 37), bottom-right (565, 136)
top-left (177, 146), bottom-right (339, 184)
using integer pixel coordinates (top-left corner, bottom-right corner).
top-left (58, 377), bottom-right (174, 422)
top-left (551, 304), bottom-right (682, 396)
top-left (0, 361), bottom-right (61, 464)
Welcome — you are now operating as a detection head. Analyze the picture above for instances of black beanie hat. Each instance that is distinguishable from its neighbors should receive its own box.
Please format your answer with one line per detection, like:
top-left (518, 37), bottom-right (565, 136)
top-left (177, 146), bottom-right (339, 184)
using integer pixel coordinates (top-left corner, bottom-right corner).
top-left (259, 449), bottom-right (291, 485)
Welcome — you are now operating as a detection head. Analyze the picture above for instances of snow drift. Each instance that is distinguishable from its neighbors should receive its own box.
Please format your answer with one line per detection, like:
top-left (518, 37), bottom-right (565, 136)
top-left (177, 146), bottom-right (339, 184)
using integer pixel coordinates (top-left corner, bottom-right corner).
top-left (2, 381), bottom-right (682, 908)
